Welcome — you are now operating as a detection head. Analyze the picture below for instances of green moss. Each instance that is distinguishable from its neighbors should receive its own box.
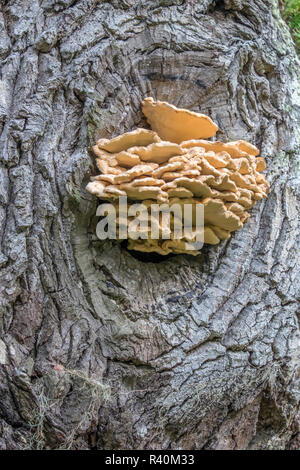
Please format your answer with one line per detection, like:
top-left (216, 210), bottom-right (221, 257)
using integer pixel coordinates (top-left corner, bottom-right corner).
top-left (72, 188), bottom-right (81, 204)
top-left (66, 181), bottom-right (82, 205)
top-left (280, 0), bottom-right (300, 54)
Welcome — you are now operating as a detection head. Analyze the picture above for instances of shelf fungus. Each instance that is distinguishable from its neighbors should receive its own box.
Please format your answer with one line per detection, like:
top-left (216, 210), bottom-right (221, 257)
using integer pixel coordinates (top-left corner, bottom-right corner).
top-left (87, 98), bottom-right (269, 256)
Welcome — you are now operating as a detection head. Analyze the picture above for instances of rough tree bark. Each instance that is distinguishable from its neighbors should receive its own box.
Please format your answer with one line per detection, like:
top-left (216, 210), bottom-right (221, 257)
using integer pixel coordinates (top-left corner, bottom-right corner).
top-left (0, 0), bottom-right (299, 450)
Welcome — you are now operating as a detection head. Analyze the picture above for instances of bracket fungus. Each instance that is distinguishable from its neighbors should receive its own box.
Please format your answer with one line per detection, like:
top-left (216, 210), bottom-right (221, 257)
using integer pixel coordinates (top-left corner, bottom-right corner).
top-left (87, 98), bottom-right (269, 256)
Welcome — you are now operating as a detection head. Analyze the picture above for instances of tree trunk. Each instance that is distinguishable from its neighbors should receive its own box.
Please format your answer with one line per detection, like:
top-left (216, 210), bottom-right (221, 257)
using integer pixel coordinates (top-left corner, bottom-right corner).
top-left (0, 0), bottom-right (299, 450)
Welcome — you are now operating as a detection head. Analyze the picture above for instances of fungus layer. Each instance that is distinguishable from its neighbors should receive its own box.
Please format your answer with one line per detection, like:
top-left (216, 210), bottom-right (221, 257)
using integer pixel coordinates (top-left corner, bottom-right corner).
top-left (86, 98), bottom-right (269, 256)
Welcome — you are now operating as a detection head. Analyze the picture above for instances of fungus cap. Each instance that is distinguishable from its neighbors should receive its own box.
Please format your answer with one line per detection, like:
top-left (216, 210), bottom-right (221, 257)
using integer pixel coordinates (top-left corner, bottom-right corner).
top-left (97, 128), bottom-right (161, 153)
top-left (142, 97), bottom-right (218, 143)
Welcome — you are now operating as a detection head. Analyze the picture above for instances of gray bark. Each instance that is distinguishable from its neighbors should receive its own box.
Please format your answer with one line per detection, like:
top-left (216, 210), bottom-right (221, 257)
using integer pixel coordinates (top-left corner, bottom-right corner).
top-left (0, 0), bottom-right (299, 450)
